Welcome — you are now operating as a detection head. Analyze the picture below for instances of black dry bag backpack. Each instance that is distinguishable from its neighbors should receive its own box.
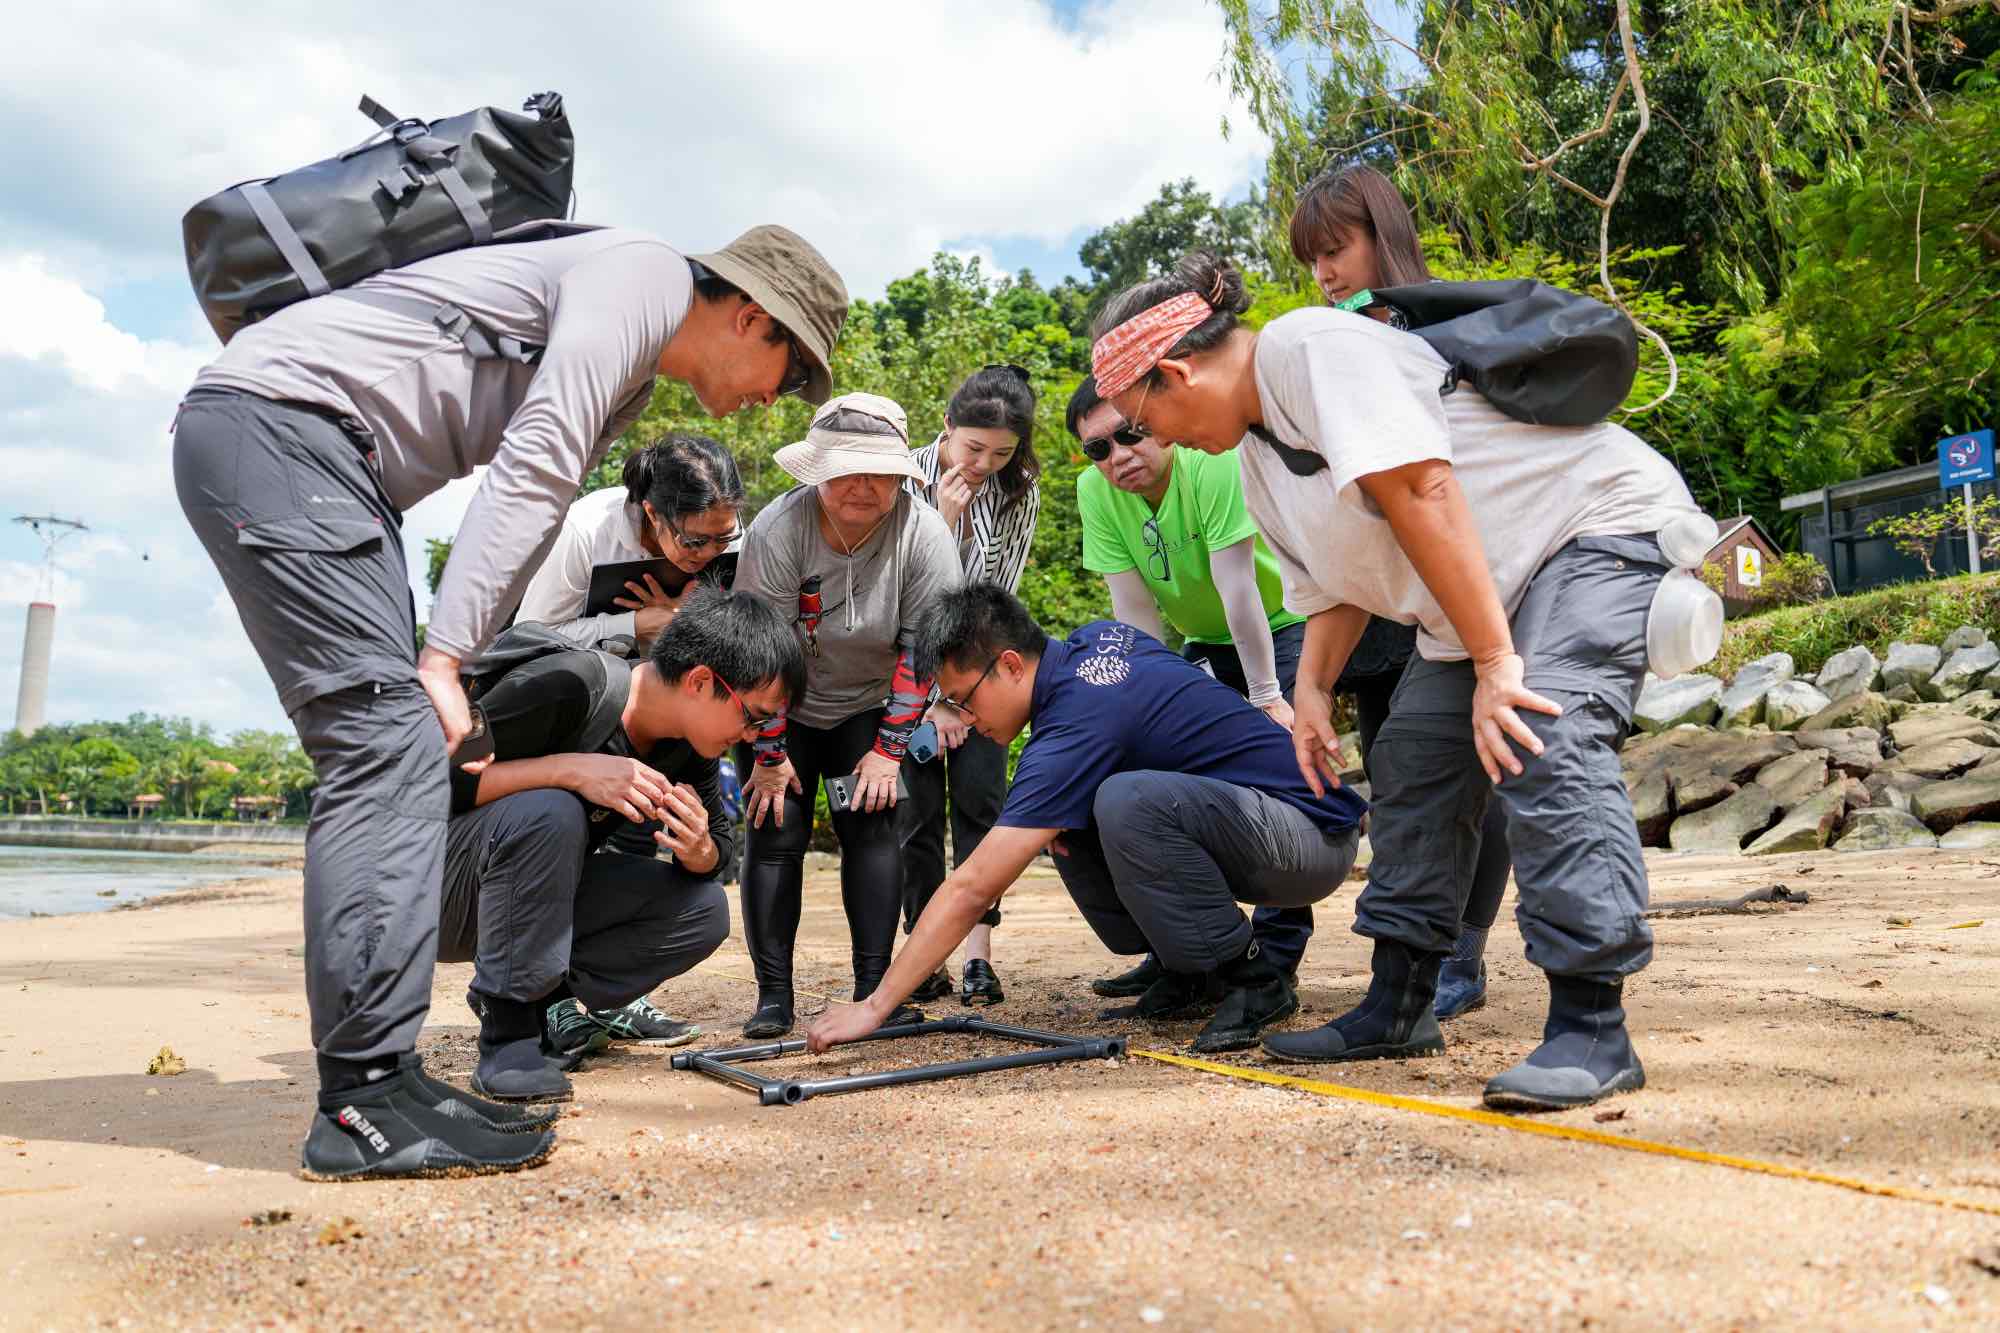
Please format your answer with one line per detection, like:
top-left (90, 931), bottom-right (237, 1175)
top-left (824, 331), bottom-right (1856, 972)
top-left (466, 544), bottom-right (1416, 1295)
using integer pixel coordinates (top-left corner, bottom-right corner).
top-left (1371, 279), bottom-right (1639, 427)
top-left (182, 91), bottom-right (575, 345)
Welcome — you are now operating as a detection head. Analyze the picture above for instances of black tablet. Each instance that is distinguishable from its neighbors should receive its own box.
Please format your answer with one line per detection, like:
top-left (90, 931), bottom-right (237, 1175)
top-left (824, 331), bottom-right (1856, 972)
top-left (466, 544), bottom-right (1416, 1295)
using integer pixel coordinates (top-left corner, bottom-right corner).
top-left (583, 553), bottom-right (737, 617)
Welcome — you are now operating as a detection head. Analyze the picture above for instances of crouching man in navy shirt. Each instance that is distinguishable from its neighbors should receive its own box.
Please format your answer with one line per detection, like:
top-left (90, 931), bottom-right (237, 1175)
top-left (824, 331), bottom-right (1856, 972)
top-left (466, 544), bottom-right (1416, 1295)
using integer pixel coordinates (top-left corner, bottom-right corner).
top-left (807, 582), bottom-right (1367, 1055)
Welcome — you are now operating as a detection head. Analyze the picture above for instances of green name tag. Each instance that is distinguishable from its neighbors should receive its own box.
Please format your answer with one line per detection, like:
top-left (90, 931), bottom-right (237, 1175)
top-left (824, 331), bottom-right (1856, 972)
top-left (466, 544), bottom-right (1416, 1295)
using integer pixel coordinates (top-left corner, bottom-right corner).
top-left (1333, 288), bottom-right (1375, 313)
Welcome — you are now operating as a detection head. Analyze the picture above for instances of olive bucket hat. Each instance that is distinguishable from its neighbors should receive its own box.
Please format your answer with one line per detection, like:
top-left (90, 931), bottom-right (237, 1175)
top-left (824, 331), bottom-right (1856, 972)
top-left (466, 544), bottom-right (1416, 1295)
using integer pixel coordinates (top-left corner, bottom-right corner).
top-left (689, 225), bottom-right (849, 405)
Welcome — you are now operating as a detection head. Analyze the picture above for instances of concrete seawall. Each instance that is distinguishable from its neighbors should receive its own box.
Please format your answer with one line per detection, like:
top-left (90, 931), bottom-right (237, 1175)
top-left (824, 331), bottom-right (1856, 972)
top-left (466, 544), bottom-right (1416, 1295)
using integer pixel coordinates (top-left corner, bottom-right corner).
top-left (0, 817), bottom-right (306, 855)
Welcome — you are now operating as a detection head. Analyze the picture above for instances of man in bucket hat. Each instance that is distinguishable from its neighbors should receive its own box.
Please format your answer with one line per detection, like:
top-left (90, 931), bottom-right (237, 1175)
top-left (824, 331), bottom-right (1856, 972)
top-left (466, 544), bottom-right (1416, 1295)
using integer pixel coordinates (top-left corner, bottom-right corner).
top-left (173, 221), bottom-right (846, 1181)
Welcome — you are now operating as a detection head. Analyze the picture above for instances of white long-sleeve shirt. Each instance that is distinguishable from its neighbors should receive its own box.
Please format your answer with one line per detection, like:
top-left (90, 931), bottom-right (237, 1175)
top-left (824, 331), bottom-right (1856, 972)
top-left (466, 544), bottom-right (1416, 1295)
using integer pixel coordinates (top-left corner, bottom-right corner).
top-left (515, 486), bottom-right (652, 646)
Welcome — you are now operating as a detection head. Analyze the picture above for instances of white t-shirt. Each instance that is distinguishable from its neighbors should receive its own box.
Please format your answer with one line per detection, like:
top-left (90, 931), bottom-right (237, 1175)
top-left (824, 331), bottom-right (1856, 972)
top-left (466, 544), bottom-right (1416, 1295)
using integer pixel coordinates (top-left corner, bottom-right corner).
top-left (1240, 307), bottom-right (1702, 662)
top-left (515, 485), bottom-right (653, 646)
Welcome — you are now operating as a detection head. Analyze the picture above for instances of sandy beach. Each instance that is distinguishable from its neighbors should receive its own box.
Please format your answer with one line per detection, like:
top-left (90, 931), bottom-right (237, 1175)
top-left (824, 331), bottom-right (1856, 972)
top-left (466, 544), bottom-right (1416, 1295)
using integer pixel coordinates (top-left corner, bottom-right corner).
top-left (2, 849), bottom-right (1997, 1330)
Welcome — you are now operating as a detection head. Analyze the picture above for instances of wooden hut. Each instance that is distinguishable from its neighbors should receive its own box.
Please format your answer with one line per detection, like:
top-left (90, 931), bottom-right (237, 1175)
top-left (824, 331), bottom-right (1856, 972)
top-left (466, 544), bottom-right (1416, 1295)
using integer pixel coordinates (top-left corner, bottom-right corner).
top-left (1704, 517), bottom-right (1785, 617)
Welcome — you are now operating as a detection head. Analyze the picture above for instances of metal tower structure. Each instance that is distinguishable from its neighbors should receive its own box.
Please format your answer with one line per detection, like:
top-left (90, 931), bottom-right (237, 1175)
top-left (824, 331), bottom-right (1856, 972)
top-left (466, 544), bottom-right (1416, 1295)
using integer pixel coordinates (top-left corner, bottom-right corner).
top-left (11, 514), bottom-right (89, 737)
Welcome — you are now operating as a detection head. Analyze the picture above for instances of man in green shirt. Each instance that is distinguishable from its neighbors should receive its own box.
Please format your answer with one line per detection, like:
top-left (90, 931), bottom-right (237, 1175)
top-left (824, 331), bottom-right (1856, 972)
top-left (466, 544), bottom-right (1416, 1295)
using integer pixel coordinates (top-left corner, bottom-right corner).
top-left (1067, 376), bottom-right (1314, 990)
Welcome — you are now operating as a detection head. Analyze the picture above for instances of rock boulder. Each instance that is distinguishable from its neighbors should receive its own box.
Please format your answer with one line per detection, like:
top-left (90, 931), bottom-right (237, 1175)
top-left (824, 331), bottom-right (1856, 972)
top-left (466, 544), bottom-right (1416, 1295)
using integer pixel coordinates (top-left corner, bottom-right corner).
top-left (1814, 645), bottom-right (1881, 701)
top-left (1763, 680), bottom-right (1832, 731)
top-left (1910, 774), bottom-right (2000, 832)
top-left (1752, 749), bottom-right (1830, 809)
top-left (1881, 641), bottom-right (1942, 694)
top-left (1927, 642), bottom-right (2000, 701)
top-left (1668, 786), bottom-right (1780, 853)
top-left (1800, 691), bottom-right (1895, 735)
top-left (1746, 784), bottom-right (1849, 855)
top-left (1633, 674), bottom-right (1724, 733)
top-left (1717, 652), bottom-right (1795, 727)
top-left (1792, 727), bottom-right (1883, 777)
top-left (1835, 809), bottom-right (1938, 852)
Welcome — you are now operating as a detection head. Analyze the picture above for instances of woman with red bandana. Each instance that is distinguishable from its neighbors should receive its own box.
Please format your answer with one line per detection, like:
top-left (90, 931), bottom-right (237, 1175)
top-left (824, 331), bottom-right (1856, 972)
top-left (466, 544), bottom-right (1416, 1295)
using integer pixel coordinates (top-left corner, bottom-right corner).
top-left (1087, 249), bottom-right (1710, 1111)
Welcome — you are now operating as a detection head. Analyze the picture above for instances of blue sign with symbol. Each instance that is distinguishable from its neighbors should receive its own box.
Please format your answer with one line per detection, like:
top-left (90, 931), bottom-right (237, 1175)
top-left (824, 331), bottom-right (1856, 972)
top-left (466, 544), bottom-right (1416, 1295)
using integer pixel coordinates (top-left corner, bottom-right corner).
top-left (1939, 429), bottom-right (1996, 488)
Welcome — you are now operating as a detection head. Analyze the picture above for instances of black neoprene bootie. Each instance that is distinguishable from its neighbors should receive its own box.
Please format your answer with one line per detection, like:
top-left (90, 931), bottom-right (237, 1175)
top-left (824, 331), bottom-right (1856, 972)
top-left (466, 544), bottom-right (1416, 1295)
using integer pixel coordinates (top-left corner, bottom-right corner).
top-left (1101, 968), bottom-right (1224, 1021)
top-left (399, 1053), bottom-right (560, 1134)
top-left (1192, 946), bottom-right (1298, 1053)
top-left (1483, 974), bottom-right (1645, 1111)
top-left (1091, 953), bottom-right (1164, 998)
top-left (301, 1068), bottom-right (555, 1182)
top-left (472, 992), bottom-right (573, 1104)
top-left (742, 989), bottom-right (795, 1039)
top-left (1260, 939), bottom-right (1445, 1063)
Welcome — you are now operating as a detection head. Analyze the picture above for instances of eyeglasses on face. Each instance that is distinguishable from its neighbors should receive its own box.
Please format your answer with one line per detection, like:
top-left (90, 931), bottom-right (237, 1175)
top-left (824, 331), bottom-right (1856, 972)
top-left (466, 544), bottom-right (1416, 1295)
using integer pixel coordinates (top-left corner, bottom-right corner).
top-left (659, 507), bottom-right (743, 555)
top-left (778, 330), bottom-right (813, 398)
top-left (715, 672), bottom-right (782, 731)
top-left (1080, 423), bottom-right (1147, 462)
top-left (937, 654), bottom-right (1002, 717)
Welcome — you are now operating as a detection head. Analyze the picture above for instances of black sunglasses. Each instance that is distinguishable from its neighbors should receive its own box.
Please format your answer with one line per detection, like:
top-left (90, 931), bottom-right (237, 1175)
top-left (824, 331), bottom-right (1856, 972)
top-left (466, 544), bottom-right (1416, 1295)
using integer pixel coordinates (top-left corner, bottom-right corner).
top-left (778, 330), bottom-right (813, 398)
top-left (1080, 423), bottom-right (1148, 462)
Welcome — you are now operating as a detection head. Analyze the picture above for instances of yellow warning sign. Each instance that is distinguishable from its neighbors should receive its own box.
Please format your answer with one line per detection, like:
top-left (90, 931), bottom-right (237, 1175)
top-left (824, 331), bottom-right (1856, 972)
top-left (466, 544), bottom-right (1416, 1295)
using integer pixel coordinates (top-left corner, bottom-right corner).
top-left (1737, 545), bottom-right (1762, 588)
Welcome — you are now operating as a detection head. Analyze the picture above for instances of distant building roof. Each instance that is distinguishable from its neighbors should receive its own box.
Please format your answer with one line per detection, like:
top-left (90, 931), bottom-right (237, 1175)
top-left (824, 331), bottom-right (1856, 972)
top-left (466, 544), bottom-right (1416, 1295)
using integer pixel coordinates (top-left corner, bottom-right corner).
top-left (1781, 463), bottom-right (1940, 513)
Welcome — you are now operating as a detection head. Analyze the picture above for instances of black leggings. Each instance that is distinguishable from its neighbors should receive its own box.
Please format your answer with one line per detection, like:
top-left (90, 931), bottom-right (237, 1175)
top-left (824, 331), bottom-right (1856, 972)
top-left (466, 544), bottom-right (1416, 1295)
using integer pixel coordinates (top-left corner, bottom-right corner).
top-left (740, 708), bottom-right (903, 1001)
top-left (1350, 671), bottom-right (1511, 931)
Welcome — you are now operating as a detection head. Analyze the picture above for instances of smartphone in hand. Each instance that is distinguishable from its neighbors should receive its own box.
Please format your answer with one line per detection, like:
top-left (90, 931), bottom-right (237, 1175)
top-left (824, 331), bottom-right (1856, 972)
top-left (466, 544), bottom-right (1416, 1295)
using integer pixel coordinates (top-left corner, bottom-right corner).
top-left (825, 769), bottom-right (911, 813)
top-left (452, 703), bottom-right (495, 766)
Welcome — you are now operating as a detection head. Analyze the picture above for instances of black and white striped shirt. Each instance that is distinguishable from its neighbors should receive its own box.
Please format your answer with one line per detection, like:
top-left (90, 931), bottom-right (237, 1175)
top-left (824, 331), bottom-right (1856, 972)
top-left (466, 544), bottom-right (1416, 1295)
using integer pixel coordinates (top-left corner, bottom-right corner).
top-left (905, 436), bottom-right (1041, 593)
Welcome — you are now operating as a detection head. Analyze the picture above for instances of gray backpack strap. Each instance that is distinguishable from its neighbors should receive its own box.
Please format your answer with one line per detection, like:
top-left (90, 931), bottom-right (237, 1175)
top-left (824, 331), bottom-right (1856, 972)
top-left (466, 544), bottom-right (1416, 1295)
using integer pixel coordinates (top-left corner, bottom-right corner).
top-left (356, 95), bottom-right (495, 245)
top-left (239, 182), bottom-right (330, 298)
top-left (333, 290), bottom-right (543, 364)
top-left (578, 652), bottom-right (633, 753)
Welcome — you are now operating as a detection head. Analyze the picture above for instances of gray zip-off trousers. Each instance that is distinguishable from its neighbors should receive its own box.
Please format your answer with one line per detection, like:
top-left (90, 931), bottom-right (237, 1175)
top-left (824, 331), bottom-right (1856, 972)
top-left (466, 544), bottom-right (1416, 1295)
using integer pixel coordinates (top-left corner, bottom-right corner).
top-left (437, 789), bottom-right (730, 1010)
top-left (1053, 772), bottom-right (1360, 974)
top-left (1354, 534), bottom-right (1666, 982)
top-left (173, 390), bottom-right (443, 1066)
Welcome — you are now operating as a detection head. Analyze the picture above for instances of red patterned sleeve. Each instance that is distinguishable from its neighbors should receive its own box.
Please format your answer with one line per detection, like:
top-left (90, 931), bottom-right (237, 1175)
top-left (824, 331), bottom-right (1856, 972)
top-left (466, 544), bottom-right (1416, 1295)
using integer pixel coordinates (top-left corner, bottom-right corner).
top-left (872, 648), bottom-right (932, 762)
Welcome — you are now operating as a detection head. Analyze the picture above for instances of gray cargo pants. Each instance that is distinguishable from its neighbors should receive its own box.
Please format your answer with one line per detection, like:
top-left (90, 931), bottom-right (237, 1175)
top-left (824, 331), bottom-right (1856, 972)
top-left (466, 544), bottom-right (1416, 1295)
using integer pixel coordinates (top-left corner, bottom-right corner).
top-left (1053, 772), bottom-right (1360, 974)
top-left (173, 390), bottom-right (444, 1066)
top-left (1354, 534), bottom-right (1666, 982)
top-left (438, 789), bottom-right (730, 1010)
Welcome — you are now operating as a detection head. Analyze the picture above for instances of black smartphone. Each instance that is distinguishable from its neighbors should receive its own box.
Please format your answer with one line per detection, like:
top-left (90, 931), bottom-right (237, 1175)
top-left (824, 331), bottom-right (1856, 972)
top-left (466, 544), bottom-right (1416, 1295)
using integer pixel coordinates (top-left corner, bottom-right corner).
top-left (825, 769), bottom-right (911, 813)
top-left (452, 703), bottom-right (494, 766)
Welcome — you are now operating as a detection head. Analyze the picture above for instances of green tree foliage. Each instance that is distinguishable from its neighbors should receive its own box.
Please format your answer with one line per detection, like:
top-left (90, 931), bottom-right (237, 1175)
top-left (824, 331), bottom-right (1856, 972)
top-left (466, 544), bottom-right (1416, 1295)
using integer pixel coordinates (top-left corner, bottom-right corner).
top-left (0, 715), bottom-right (316, 820)
top-left (1077, 178), bottom-right (1271, 298)
top-left (1212, 0), bottom-right (2000, 540)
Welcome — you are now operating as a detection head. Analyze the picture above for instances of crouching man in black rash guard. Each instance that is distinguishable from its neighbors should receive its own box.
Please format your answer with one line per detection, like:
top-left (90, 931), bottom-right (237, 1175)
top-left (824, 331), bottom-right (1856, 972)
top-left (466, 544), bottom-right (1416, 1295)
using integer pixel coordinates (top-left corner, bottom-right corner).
top-left (443, 587), bottom-right (804, 1104)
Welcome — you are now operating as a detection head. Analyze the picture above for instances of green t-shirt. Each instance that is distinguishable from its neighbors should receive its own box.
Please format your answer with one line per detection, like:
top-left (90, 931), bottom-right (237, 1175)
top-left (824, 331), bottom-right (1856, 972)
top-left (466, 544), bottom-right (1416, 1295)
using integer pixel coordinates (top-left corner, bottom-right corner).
top-left (1077, 448), bottom-right (1305, 646)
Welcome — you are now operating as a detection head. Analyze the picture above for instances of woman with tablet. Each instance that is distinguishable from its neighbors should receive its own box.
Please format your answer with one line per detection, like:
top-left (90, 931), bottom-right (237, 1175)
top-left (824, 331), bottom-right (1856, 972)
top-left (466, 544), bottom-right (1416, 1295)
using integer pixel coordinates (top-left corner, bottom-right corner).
top-left (516, 434), bottom-right (746, 650)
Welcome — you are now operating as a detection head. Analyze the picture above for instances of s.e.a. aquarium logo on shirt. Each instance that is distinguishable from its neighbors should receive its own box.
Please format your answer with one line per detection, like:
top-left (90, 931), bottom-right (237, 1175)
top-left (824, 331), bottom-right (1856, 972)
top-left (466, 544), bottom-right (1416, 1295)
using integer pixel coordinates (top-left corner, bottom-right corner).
top-left (1075, 624), bottom-right (1135, 687)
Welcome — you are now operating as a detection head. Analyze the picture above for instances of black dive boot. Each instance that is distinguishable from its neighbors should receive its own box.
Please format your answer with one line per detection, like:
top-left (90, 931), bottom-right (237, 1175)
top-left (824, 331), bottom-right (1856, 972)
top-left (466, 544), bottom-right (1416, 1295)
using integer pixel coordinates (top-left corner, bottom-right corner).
top-left (399, 1053), bottom-right (560, 1135)
top-left (1091, 953), bottom-right (1164, 998)
top-left (1483, 974), bottom-right (1645, 1111)
top-left (1102, 967), bottom-right (1225, 1021)
top-left (854, 968), bottom-right (922, 1028)
top-left (471, 991), bottom-right (573, 1104)
top-left (742, 989), bottom-right (795, 1039)
top-left (301, 1066), bottom-right (555, 1182)
top-left (1260, 939), bottom-right (1445, 1063)
top-left (1192, 945), bottom-right (1298, 1054)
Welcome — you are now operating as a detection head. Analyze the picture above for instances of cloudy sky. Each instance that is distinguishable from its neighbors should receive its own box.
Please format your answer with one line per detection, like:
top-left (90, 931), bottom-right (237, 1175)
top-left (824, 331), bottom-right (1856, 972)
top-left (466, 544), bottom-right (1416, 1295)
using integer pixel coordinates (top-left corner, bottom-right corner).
top-left (0, 1), bottom-right (1269, 735)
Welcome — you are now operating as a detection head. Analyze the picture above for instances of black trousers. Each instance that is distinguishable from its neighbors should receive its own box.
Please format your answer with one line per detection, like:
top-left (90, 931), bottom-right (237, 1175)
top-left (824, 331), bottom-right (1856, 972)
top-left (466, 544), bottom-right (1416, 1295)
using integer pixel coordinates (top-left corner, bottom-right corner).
top-left (436, 789), bottom-right (730, 1011)
top-left (1349, 669), bottom-right (1513, 932)
top-left (740, 708), bottom-right (903, 998)
top-left (898, 730), bottom-right (1008, 933)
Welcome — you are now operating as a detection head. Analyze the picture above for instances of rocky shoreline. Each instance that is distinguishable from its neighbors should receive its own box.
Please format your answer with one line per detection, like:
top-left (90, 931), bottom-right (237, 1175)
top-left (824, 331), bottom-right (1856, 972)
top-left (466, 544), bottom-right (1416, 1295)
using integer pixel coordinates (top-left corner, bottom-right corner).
top-left (1628, 625), bottom-right (2000, 854)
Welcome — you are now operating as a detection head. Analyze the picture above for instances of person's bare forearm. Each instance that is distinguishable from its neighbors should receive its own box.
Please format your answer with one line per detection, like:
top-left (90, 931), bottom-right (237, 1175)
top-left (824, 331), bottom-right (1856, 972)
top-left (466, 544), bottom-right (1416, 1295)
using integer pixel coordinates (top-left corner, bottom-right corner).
top-left (472, 754), bottom-right (580, 807)
top-left (1298, 605), bottom-right (1371, 696)
top-left (1359, 462), bottom-right (1514, 667)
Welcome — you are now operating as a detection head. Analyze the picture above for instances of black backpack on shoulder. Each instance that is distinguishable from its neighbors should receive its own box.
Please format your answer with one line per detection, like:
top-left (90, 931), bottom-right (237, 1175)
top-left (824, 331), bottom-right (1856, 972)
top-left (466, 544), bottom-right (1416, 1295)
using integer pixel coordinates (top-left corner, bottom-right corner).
top-left (1371, 279), bottom-right (1639, 427)
top-left (183, 91), bottom-right (578, 347)
top-left (461, 623), bottom-right (633, 753)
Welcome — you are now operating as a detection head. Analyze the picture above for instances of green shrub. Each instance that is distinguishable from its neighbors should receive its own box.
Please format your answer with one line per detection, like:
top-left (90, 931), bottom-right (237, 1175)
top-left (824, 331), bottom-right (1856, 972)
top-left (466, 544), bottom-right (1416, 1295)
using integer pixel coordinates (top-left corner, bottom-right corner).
top-left (1712, 571), bottom-right (2000, 680)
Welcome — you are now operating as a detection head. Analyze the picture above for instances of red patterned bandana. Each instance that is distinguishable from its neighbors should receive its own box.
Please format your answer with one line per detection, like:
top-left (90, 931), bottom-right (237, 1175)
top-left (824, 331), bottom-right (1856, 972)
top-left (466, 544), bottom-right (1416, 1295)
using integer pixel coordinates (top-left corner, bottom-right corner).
top-left (1091, 291), bottom-right (1212, 398)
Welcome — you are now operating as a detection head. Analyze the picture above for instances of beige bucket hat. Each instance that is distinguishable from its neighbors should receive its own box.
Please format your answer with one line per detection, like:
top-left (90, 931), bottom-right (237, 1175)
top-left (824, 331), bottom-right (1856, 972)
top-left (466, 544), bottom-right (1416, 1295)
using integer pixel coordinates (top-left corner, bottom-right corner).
top-left (689, 225), bottom-right (849, 405)
top-left (775, 393), bottom-right (926, 485)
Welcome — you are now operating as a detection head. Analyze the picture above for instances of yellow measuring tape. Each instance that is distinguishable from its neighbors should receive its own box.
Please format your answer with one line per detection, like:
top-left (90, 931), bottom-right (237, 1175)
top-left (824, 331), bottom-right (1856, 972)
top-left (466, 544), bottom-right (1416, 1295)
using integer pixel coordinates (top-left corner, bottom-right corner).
top-left (692, 968), bottom-right (2000, 1218)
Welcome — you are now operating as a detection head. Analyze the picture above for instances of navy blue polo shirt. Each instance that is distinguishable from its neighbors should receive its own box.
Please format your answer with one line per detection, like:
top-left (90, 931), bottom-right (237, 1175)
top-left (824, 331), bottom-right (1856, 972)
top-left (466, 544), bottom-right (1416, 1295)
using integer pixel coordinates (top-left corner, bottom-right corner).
top-left (997, 621), bottom-right (1368, 834)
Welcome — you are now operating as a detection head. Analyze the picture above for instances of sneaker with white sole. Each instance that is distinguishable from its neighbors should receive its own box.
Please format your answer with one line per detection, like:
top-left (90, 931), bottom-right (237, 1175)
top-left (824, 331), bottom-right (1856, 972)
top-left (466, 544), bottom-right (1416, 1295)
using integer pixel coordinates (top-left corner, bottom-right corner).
top-left (584, 996), bottom-right (702, 1047)
top-left (542, 999), bottom-right (613, 1070)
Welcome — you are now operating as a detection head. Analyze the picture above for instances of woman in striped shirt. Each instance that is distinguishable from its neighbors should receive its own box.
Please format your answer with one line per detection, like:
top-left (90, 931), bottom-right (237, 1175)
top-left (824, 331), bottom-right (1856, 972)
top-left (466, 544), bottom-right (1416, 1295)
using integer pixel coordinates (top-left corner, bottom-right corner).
top-left (900, 364), bottom-right (1043, 1005)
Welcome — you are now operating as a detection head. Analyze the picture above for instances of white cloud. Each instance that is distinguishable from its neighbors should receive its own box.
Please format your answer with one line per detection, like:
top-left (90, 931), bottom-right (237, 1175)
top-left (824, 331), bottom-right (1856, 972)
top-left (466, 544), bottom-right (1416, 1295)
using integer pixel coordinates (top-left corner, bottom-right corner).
top-left (0, 1), bottom-right (1268, 733)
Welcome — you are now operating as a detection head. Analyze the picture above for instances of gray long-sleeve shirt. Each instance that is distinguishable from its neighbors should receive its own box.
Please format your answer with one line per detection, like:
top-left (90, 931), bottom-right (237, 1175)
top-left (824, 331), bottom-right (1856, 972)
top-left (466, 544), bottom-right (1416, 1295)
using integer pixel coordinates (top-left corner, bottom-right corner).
top-left (193, 228), bottom-right (693, 660)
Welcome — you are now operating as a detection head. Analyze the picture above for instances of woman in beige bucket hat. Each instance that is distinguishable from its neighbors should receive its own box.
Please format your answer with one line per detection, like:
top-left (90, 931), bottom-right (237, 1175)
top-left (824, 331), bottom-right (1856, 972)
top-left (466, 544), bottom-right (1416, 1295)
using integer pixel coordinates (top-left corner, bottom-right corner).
top-left (733, 393), bottom-right (964, 1037)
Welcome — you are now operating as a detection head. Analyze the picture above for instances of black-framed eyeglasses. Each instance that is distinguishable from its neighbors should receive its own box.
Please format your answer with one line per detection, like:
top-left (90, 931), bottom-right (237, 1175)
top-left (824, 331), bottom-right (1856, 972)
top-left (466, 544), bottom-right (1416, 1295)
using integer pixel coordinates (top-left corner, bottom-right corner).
top-left (937, 654), bottom-right (1002, 717)
top-left (1080, 424), bottom-right (1147, 463)
top-left (715, 673), bottom-right (782, 732)
top-left (777, 330), bottom-right (813, 399)
top-left (1140, 516), bottom-right (1173, 582)
top-left (658, 506), bottom-right (743, 555)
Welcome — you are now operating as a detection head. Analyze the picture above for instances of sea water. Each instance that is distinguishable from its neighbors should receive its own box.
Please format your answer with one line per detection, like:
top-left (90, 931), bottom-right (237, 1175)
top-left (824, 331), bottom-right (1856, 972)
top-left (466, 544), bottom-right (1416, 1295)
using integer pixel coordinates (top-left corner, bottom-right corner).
top-left (0, 844), bottom-right (276, 919)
